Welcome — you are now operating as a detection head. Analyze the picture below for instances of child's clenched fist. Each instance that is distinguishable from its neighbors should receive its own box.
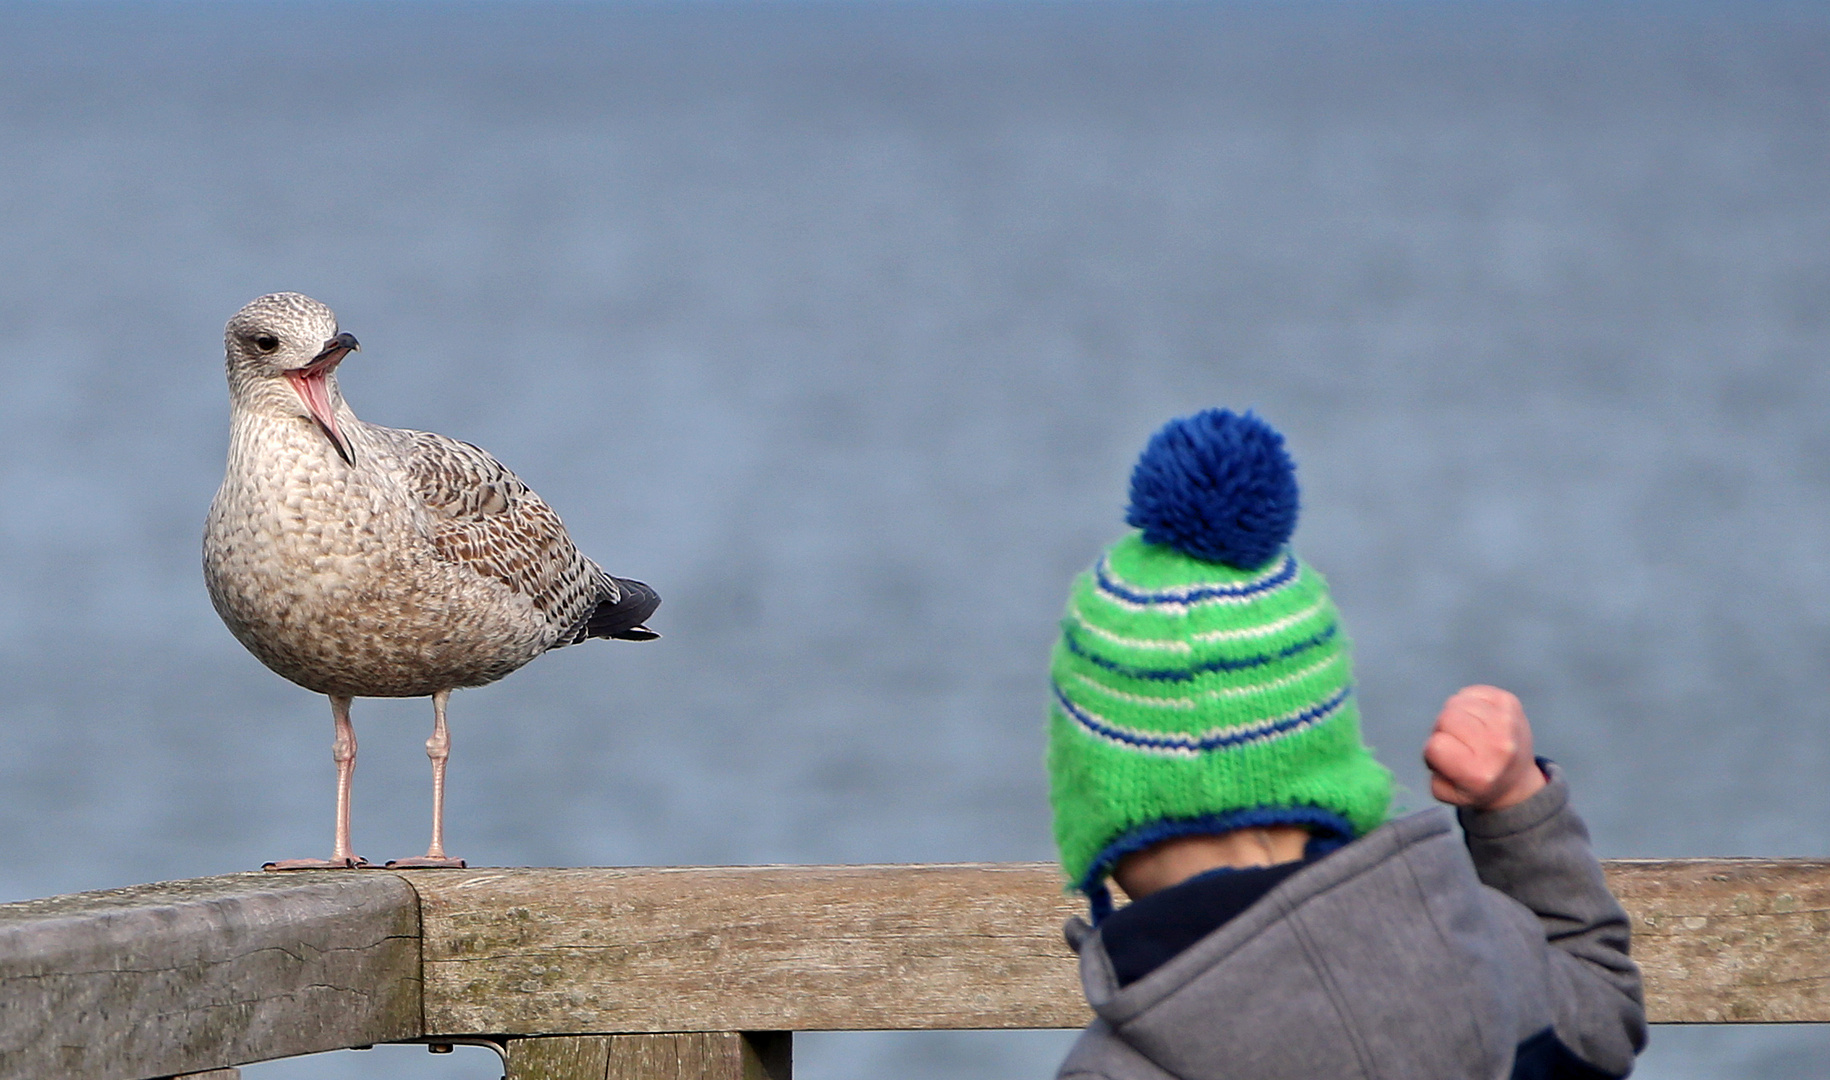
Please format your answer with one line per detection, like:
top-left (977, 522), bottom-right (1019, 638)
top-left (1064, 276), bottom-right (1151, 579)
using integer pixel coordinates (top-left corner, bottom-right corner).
top-left (1424, 685), bottom-right (1547, 812)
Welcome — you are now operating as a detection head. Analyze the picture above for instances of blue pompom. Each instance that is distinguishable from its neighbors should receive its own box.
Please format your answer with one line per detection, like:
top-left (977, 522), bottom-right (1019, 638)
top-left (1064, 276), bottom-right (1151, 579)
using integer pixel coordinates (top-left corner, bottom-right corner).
top-left (1125, 409), bottom-right (1299, 569)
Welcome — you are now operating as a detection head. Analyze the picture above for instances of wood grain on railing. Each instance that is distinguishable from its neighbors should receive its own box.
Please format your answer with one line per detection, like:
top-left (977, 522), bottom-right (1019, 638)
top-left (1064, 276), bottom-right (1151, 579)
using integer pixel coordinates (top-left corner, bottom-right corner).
top-left (0, 873), bottom-right (418, 1080)
top-left (1607, 859), bottom-right (1830, 1024)
top-left (3, 858), bottom-right (1827, 1080)
top-left (410, 864), bottom-right (1085, 1035)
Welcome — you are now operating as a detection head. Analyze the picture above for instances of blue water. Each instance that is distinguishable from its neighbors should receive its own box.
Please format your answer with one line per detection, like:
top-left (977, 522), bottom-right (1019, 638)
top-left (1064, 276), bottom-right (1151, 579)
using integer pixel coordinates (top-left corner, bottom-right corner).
top-left (0, 2), bottom-right (1826, 1076)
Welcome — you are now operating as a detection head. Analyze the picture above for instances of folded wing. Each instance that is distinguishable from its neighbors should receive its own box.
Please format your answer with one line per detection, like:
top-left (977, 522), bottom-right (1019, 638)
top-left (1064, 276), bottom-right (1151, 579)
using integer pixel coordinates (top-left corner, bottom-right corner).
top-left (391, 428), bottom-right (657, 647)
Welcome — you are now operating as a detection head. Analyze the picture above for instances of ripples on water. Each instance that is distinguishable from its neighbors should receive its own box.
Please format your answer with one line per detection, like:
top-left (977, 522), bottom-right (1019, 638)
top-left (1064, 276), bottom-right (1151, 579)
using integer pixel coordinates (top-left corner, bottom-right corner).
top-left (0, 2), bottom-right (1825, 1076)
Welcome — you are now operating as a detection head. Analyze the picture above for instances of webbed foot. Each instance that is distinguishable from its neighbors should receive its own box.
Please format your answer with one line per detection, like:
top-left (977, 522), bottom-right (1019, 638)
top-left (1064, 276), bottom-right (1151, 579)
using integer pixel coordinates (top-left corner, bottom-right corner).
top-left (262, 856), bottom-right (370, 871)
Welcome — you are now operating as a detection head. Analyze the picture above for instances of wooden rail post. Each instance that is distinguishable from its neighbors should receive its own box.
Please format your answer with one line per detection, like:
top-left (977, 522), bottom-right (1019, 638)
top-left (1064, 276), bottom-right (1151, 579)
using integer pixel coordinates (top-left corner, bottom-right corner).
top-left (505, 1032), bottom-right (790, 1080)
top-left (0, 872), bottom-right (418, 1080)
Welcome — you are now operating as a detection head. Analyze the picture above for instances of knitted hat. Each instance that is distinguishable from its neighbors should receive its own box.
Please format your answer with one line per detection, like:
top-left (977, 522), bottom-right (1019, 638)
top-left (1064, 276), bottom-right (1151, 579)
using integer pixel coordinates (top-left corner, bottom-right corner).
top-left (1047, 409), bottom-right (1392, 904)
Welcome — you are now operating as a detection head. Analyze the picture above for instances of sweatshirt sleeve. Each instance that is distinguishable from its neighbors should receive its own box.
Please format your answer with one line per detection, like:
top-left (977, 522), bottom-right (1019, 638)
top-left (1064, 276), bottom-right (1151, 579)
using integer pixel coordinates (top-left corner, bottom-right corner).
top-left (1458, 761), bottom-right (1649, 1076)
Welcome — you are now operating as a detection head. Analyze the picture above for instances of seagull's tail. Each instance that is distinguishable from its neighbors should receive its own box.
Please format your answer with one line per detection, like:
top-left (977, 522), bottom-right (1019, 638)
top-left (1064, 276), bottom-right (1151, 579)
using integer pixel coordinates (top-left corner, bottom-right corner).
top-left (577, 577), bottom-right (661, 643)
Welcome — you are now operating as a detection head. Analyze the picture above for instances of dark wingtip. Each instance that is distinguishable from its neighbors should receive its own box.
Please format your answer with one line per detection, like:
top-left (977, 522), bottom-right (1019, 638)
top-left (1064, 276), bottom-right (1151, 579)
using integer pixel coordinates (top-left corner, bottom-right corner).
top-left (581, 577), bottom-right (661, 642)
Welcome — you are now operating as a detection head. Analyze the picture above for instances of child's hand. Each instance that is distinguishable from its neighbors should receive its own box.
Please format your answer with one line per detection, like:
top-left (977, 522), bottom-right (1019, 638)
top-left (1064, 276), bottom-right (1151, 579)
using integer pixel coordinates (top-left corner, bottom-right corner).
top-left (1424, 685), bottom-right (1547, 812)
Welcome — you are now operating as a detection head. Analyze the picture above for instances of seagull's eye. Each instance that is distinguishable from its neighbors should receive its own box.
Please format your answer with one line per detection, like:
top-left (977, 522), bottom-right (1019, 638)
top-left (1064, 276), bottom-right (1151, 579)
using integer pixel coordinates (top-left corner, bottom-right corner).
top-left (254, 334), bottom-right (279, 353)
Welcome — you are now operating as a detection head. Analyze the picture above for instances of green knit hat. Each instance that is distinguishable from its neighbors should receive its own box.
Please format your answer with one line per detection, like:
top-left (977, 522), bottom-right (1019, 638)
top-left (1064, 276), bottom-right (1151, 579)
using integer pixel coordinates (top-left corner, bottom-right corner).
top-left (1047, 409), bottom-right (1392, 900)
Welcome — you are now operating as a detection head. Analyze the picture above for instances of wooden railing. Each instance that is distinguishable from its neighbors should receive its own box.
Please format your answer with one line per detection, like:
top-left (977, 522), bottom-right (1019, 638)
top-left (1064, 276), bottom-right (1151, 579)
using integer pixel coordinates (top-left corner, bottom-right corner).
top-left (2, 860), bottom-right (1826, 1080)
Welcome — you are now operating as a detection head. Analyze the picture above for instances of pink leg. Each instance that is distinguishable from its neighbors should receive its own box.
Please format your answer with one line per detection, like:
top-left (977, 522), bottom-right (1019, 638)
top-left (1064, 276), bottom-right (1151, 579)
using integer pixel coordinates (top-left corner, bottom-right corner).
top-left (331, 695), bottom-right (359, 862)
top-left (426, 688), bottom-right (451, 859)
top-left (265, 695), bottom-right (368, 870)
top-left (386, 689), bottom-right (466, 869)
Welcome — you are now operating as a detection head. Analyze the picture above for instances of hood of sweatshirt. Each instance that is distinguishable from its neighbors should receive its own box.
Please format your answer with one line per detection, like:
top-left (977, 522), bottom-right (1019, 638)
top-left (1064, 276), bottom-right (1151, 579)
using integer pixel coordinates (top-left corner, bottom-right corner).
top-left (1061, 808), bottom-right (1576, 1080)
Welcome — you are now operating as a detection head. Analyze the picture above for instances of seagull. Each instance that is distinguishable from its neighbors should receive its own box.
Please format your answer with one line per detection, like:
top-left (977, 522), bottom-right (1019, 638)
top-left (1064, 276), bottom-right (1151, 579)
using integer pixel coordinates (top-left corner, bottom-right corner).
top-left (203, 292), bottom-right (659, 869)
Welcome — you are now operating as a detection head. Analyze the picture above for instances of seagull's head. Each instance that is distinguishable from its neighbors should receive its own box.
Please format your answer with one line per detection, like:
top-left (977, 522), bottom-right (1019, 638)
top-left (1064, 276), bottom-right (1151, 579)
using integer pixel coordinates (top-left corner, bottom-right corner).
top-left (225, 292), bottom-right (359, 465)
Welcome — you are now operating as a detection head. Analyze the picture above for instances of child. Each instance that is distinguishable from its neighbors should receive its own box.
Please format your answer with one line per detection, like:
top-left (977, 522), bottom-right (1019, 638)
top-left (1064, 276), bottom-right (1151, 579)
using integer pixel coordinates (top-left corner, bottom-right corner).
top-left (1048, 409), bottom-right (1646, 1080)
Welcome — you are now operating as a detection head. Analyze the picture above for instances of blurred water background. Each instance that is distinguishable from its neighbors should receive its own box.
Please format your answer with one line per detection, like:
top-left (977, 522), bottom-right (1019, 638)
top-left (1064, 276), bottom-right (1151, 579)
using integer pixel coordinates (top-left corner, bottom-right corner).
top-left (1, 1), bottom-right (1826, 1076)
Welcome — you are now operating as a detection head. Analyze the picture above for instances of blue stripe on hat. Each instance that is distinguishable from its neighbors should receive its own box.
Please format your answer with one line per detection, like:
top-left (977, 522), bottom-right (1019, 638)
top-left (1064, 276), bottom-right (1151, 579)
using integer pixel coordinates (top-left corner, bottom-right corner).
top-left (1053, 683), bottom-right (1352, 754)
top-left (1095, 551), bottom-right (1299, 606)
top-left (1060, 621), bottom-right (1339, 682)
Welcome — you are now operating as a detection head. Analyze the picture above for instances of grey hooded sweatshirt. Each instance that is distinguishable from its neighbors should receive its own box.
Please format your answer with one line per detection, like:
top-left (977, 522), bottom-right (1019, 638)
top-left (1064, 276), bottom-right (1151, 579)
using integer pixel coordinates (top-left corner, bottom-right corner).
top-left (1058, 766), bottom-right (1646, 1080)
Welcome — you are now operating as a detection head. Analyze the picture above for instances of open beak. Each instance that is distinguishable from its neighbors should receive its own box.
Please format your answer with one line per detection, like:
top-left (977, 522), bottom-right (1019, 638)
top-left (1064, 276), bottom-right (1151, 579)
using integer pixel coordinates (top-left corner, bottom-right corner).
top-left (302, 332), bottom-right (360, 373)
top-left (285, 332), bottom-right (360, 466)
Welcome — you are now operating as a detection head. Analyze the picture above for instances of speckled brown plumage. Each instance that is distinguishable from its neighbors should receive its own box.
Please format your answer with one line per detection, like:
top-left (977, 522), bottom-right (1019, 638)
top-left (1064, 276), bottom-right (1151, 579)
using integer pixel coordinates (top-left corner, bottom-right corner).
top-left (202, 292), bottom-right (658, 868)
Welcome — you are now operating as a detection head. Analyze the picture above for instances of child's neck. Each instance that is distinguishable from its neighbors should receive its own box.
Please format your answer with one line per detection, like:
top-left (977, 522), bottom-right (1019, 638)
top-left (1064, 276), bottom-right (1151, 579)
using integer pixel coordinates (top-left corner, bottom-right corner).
top-left (1113, 826), bottom-right (1310, 901)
